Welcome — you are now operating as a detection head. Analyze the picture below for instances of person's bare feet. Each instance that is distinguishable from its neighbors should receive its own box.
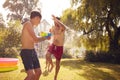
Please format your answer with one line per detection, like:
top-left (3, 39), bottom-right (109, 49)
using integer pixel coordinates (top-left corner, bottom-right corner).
top-left (45, 62), bottom-right (50, 71)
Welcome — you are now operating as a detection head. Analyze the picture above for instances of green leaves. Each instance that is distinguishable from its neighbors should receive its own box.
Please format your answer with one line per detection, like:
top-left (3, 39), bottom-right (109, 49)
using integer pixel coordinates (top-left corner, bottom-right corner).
top-left (0, 20), bottom-right (21, 50)
top-left (3, 0), bottom-right (39, 20)
top-left (62, 0), bottom-right (120, 51)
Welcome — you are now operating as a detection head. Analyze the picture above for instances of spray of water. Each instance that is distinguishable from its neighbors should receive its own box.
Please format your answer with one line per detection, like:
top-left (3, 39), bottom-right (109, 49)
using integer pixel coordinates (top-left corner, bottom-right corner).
top-left (34, 19), bottom-right (85, 58)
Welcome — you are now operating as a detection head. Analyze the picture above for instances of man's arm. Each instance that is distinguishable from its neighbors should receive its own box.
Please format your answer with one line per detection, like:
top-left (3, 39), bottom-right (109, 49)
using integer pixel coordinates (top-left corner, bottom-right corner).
top-left (25, 22), bottom-right (47, 42)
top-left (52, 15), bottom-right (66, 31)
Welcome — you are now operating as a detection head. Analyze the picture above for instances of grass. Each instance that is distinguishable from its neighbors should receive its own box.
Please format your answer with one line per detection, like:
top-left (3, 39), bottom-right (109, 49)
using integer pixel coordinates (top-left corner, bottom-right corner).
top-left (0, 57), bottom-right (120, 80)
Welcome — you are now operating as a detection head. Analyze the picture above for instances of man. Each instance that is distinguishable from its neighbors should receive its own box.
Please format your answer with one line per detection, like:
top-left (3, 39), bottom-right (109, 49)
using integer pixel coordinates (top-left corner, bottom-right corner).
top-left (46, 15), bottom-right (66, 80)
top-left (20, 11), bottom-right (50, 80)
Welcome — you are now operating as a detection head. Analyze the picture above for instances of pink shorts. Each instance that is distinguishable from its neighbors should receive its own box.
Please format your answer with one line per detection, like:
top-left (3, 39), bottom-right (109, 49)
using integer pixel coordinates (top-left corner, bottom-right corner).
top-left (48, 44), bottom-right (63, 60)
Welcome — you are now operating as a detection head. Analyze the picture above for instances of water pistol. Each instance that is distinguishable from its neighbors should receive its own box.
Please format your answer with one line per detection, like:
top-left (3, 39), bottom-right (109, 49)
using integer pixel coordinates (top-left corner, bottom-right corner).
top-left (40, 32), bottom-right (52, 39)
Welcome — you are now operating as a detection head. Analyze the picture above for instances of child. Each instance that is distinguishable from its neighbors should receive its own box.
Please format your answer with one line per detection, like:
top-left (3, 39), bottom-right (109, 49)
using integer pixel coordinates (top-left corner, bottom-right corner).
top-left (20, 10), bottom-right (50, 80)
top-left (45, 15), bottom-right (66, 80)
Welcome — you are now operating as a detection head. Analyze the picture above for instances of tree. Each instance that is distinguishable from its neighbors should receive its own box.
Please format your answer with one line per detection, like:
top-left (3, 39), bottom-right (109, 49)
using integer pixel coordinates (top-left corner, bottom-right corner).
top-left (0, 13), bottom-right (5, 27)
top-left (0, 20), bottom-right (21, 50)
top-left (4, 27), bottom-right (21, 48)
top-left (67, 0), bottom-right (120, 51)
top-left (0, 18), bottom-right (21, 57)
top-left (3, 0), bottom-right (39, 20)
top-left (61, 9), bottom-right (77, 30)
top-left (0, 26), bottom-right (7, 51)
top-left (0, 13), bottom-right (6, 51)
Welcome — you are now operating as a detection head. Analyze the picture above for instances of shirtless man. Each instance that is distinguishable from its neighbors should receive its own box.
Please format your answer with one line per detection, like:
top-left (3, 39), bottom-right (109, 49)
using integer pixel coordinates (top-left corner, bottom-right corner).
top-left (20, 11), bottom-right (49, 80)
top-left (46, 15), bottom-right (66, 80)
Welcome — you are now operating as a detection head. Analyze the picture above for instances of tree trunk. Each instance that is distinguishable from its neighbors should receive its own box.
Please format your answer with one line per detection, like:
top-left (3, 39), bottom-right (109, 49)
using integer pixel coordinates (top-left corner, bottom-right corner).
top-left (105, 6), bottom-right (120, 51)
top-left (109, 27), bottom-right (120, 51)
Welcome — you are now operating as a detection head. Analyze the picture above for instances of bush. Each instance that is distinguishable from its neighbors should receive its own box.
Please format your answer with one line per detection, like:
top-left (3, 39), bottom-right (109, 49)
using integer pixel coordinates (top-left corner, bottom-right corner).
top-left (62, 48), bottom-right (73, 59)
top-left (84, 51), bottom-right (96, 62)
top-left (62, 53), bottom-right (73, 59)
top-left (0, 47), bottom-right (18, 58)
top-left (95, 51), bottom-right (113, 62)
top-left (108, 49), bottom-right (120, 64)
top-left (84, 50), bottom-right (113, 63)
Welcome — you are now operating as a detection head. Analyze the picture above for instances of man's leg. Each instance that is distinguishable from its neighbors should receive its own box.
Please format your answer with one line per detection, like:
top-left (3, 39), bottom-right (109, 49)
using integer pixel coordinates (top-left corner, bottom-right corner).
top-left (34, 68), bottom-right (41, 80)
top-left (25, 69), bottom-right (35, 80)
top-left (45, 52), bottom-right (49, 70)
top-left (46, 52), bottom-right (54, 72)
top-left (54, 59), bottom-right (60, 80)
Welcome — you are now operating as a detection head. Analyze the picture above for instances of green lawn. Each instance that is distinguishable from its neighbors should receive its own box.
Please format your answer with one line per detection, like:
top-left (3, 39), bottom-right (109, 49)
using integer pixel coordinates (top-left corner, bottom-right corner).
top-left (0, 58), bottom-right (120, 80)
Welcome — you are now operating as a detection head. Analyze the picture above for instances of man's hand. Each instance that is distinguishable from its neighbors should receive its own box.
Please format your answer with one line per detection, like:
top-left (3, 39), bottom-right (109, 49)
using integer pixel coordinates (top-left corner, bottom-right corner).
top-left (52, 15), bottom-right (56, 20)
top-left (45, 33), bottom-right (52, 40)
top-left (51, 15), bottom-right (66, 31)
top-left (52, 15), bottom-right (59, 23)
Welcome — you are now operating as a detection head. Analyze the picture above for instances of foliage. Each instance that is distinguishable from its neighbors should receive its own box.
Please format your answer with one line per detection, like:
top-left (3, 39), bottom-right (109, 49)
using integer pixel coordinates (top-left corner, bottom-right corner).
top-left (3, 0), bottom-right (39, 20)
top-left (0, 20), bottom-right (21, 57)
top-left (61, 8), bottom-right (77, 30)
top-left (108, 49), bottom-right (120, 64)
top-left (62, 0), bottom-right (120, 51)
top-left (84, 51), bottom-right (96, 62)
top-left (0, 21), bottom-right (21, 49)
top-left (84, 50), bottom-right (120, 64)
top-left (81, 33), bottom-right (109, 51)
top-left (62, 48), bottom-right (73, 58)
top-left (0, 27), bottom-right (8, 49)
top-left (62, 53), bottom-right (73, 59)
top-left (0, 13), bottom-right (5, 27)
top-left (0, 47), bottom-right (18, 58)
top-left (84, 51), bottom-right (111, 62)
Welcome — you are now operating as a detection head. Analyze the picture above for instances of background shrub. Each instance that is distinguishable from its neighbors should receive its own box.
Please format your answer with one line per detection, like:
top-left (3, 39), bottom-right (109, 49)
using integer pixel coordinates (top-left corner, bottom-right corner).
top-left (0, 47), bottom-right (18, 58)
top-left (62, 53), bottom-right (73, 58)
top-left (84, 50), bottom-right (113, 63)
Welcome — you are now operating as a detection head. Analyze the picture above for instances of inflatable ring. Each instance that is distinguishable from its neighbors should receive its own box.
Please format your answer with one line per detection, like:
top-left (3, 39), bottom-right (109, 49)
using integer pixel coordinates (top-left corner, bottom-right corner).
top-left (0, 58), bottom-right (19, 72)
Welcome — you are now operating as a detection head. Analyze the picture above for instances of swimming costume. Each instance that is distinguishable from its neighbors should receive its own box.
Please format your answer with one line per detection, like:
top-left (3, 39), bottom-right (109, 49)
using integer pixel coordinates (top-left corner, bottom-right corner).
top-left (20, 49), bottom-right (40, 71)
top-left (48, 44), bottom-right (63, 60)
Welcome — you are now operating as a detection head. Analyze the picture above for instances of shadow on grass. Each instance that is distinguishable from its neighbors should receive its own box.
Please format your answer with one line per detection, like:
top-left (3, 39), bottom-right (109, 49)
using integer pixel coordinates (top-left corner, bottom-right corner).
top-left (61, 59), bottom-right (120, 80)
